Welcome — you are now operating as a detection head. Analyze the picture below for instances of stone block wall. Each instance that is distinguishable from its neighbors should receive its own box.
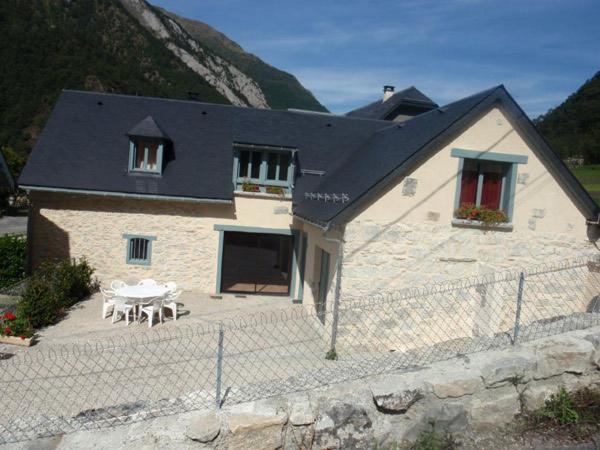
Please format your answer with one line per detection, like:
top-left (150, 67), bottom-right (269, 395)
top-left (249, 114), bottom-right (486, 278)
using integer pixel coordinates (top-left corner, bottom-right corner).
top-left (13, 326), bottom-right (600, 449)
top-left (342, 221), bottom-right (594, 299)
top-left (28, 191), bottom-right (295, 292)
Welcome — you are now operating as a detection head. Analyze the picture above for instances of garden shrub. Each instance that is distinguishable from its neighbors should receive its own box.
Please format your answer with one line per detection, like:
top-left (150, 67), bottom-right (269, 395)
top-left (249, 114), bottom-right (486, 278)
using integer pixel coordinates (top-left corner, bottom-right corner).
top-left (17, 258), bottom-right (97, 329)
top-left (0, 234), bottom-right (27, 289)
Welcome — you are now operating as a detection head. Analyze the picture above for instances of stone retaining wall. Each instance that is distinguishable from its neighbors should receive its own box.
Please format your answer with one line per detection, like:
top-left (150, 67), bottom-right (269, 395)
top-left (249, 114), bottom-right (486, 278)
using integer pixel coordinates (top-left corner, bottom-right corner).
top-left (10, 326), bottom-right (600, 449)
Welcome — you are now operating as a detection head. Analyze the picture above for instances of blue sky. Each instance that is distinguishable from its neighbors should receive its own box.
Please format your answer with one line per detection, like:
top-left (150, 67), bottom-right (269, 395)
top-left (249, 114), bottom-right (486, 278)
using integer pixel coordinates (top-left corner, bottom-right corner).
top-left (151, 0), bottom-right (600, 117)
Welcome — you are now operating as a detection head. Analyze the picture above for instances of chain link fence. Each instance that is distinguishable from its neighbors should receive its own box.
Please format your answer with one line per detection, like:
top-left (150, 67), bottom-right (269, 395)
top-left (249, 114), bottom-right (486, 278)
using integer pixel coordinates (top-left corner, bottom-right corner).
top-left (2, 255), bottom-right (600, 443)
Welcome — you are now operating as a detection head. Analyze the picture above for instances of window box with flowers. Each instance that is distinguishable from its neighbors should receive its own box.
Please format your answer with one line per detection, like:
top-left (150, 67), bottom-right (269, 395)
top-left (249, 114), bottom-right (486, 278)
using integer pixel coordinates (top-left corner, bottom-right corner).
top-left (453, 203), bottom-right (512, 230)
top-left (451, 149), bottom-right (528, 231)
top-left (0, 311), bottom-right (34, 347)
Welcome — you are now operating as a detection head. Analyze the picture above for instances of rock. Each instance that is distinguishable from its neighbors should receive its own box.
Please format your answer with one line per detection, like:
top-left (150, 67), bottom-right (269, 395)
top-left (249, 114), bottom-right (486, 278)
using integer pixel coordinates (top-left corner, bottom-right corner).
top-left (313, 401), bottom-right (374, 450)
top-left (480, 352), bottom-right (536, 387)
top-left (402, 178), bottom-right (418, 196)
top-left (369, 376), bottom-right (426, 413)
top-left (227, 412), bottom-right (287, 450)
top-left (228, 412), bottom-right (287, 434)
top-left (533, 337), bottom-right (594, 379)
top-left (185, 411), bottom-right (220, 443)
top-left (403, 402), bottom-right (470, 442)
top-left (428, 369), bottom-right (483, 399)
top-left (470, 385), bottom-right (520, 429)
top-left (288, 394), bottom-right (315, 426)
top-left (283, 424), bottom-right (314, 450)
top-left (521, 374), bottom-right (599, 411)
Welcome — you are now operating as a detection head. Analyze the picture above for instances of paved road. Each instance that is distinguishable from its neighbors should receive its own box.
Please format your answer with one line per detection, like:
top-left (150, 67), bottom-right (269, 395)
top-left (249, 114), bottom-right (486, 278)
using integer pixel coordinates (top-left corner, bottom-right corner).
top-left (0, 216), bottom-right (26, 235)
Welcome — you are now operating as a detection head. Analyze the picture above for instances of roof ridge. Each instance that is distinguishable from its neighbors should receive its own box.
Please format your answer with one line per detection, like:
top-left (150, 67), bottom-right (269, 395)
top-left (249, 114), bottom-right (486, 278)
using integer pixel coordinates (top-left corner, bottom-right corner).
top-left (61, 89), bottom-right (392, 125)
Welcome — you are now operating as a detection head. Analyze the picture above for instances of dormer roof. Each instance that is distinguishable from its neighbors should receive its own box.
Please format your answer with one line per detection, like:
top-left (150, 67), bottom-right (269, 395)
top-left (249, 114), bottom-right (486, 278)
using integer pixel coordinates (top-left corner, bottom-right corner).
top-left (127, 115), bottom-right (169, 140)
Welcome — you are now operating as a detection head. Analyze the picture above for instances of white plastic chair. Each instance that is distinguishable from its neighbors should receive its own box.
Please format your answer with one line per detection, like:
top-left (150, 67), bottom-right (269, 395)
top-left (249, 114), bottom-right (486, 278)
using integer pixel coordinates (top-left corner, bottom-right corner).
top-left (100, 287), bottom-right (117, 319)
top-left (138, 279), bottom-right (158, 287)
top-left (139, 297), bottom-right (164, 327)
top-left (164, 282), bottom-right (177, 293)
top-left (111, 298), bottom-right (135, 325)
top-left (163, 290), bottom-right (182, 321)
top-left (111, 280), bottom-right (127, 290)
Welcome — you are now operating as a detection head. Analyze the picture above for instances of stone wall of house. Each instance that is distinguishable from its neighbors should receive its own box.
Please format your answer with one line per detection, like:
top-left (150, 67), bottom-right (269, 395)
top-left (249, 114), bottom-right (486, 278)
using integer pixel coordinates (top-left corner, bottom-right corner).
top-left (342, 221), bottom-right (594, 298)
top-left (341, 106), bottom-right (597, 300)
top-left (28, 191), bottom-right (295, 292)
top-left (9, 326), bottom-right (600, 449)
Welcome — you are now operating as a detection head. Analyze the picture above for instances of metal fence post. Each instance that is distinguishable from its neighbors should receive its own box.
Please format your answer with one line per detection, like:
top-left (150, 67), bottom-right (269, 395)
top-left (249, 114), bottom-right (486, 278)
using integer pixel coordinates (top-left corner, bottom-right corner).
top-left (329, 240), bottom-right (344, 357)
top-left (513, 272), bottom-right (525, 344)
top-left (215, 323), bottom-right (224, 408)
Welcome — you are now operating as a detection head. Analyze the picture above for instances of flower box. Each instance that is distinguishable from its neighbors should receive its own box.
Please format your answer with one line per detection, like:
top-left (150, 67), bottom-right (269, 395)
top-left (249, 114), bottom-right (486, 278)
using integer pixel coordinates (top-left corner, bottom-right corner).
top-left (0, 335), bottom-right (33, 347)
top-left (242, 183), bottom-right (260, 193)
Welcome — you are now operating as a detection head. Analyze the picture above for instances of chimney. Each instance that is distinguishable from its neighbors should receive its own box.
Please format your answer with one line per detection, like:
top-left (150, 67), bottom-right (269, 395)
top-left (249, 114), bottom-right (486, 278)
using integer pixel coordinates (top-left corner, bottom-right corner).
top-left (383, 85), bottom-right (395, 102)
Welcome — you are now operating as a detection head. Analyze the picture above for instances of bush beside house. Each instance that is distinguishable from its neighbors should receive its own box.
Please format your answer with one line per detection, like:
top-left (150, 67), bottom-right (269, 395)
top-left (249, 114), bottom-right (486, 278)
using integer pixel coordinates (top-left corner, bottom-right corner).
top-left (0, 258), bottom-right (97, 341)
top-left (17, 258), bottom-right (97, 330)
top-left (0, 234), bottom-right (27, 289)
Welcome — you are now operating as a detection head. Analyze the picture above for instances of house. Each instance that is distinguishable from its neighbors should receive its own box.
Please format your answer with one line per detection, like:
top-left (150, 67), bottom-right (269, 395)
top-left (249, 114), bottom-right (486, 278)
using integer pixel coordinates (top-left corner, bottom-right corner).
top-left (19, 85), bottom-right (599, 315)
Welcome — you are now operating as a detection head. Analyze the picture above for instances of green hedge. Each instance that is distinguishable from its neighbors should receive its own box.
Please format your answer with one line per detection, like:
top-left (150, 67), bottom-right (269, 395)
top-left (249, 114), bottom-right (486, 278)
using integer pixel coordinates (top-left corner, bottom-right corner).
top-left (0, 234), bottom-right (27, 289)
top-left (17, 258), bottom-right (97, 329)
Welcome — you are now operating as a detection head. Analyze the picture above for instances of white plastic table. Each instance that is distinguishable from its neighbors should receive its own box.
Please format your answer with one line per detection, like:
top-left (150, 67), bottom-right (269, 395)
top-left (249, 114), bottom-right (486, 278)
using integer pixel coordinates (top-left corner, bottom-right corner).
top-left (115, 285), bottom-right (169, 302)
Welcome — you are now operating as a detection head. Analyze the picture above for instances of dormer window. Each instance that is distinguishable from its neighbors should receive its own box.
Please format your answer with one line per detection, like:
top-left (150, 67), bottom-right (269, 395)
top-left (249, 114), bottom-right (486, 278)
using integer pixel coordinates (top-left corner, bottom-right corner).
top-left (233, 143), bottom-right (296, 195)
top-left (131, 139), bottom-right (162, 173)
top-left (127, 115), bottom-right (169, 175)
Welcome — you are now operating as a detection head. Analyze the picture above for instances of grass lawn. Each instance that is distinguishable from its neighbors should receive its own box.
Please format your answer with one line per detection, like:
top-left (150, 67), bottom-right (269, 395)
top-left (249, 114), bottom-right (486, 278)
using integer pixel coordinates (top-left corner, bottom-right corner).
top-left (571, 164), bottom-right (600, 205)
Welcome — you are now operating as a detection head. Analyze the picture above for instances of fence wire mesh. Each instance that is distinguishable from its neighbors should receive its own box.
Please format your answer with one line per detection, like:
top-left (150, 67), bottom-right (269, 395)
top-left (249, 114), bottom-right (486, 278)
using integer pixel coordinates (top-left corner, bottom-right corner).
top-left (2, 255), bottom-right (600, 443)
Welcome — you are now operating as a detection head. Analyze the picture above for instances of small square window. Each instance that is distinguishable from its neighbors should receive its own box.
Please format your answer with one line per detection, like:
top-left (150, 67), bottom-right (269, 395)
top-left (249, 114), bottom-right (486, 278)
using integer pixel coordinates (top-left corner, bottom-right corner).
top-left (124, 235), bottom-right (156, 265)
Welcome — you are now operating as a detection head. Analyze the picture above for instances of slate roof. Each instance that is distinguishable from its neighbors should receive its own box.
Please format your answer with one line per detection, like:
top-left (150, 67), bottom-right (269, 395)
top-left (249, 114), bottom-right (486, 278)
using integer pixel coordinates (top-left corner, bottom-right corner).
top-left (19, 90), bottom-right (383, 203)
top-left (345, 86), bottom-right (438, 120)
top-left (19, 87), bottom-right (599, 227)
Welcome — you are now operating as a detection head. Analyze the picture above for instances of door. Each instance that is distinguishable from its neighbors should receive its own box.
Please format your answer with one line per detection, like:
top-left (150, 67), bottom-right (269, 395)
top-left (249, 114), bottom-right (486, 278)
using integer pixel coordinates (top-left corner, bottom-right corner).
top-left (220, 231), bottom-right (293, 295)
top-left (316, 248), bottom-right (330, 323)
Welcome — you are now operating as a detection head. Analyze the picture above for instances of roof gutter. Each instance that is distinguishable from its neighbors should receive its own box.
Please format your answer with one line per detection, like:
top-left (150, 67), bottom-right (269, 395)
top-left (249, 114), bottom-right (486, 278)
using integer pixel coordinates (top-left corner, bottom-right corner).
top-left (20, 185), bottom-right (233, 205)
top-left (293, 212), bottom-right (331, 231)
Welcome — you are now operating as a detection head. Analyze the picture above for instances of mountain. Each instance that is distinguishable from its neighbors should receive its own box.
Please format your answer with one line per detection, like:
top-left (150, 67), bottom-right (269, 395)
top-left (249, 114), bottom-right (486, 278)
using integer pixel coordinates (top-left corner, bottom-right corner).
top-left (156, 6), bottom-right (327, 112)
top-left (0, 0), bottom-right (326, 177)
top-left (535, 71), bottom-right (600, 163)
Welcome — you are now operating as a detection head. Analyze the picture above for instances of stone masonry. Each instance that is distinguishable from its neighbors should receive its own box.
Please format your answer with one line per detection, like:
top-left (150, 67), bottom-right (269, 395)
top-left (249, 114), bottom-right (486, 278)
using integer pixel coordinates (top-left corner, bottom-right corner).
top-left (7, 326), bottom-right (600, 449)
top-left (342, 220), bottom-right (594, 299)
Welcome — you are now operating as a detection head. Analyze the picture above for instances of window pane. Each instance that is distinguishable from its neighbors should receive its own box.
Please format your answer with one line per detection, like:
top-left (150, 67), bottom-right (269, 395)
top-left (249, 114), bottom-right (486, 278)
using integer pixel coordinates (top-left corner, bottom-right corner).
top-left (130, 238), bottom-right (149, 261)
top-left (481, 172), bottom-right (502, 210)
top-left (134, 142), bottom-right (145, 169)
top-left (459, 160), bottom-right (478, 205)
top-left (251, 151), bottom-right (261, 179)
top-left (146, 142), bottom-right (158, 171)
top-left (239, 150), bottom-right (249, 178)
top-left (266, 153), bottom-right (278, 180)
top-left (278, 153), bottom-right (290, 181)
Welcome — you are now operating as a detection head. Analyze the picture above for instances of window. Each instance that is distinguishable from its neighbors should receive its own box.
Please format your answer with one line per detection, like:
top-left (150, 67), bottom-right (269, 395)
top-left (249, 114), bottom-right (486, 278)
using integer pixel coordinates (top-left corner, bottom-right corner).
top-left (130, 139), bottom-right (163, 173)
top-left (233, 145), bottom-right (295, 194)
top-left (459, 159), bottom-right (507, 211)
top-left (124, 234), bottom-right (156, 265)
top-left (452, 148), bottom-right (528, 224)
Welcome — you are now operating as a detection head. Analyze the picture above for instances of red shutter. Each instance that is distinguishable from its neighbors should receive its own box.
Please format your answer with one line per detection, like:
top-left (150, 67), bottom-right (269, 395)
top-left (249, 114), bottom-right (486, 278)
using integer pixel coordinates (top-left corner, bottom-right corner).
top-left (480, 172), bottom-right (502, 210)
top-left (459, 169), bottom-right (478, 205)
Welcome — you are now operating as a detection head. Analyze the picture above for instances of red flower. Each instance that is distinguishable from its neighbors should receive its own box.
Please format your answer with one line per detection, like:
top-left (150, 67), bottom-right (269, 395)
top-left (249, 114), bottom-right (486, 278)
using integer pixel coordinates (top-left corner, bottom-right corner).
top-left (3, 312), bottom-right (16, 321)
top-left (4, 326), bottom-right (12, 336)
top-left (19, 336), bottom-right (25, 340)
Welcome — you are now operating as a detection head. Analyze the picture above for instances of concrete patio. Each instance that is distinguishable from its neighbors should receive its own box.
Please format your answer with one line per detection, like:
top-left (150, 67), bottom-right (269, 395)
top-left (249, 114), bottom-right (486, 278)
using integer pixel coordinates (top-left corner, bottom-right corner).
top-left (3, 291), bottom-right (307, 352)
